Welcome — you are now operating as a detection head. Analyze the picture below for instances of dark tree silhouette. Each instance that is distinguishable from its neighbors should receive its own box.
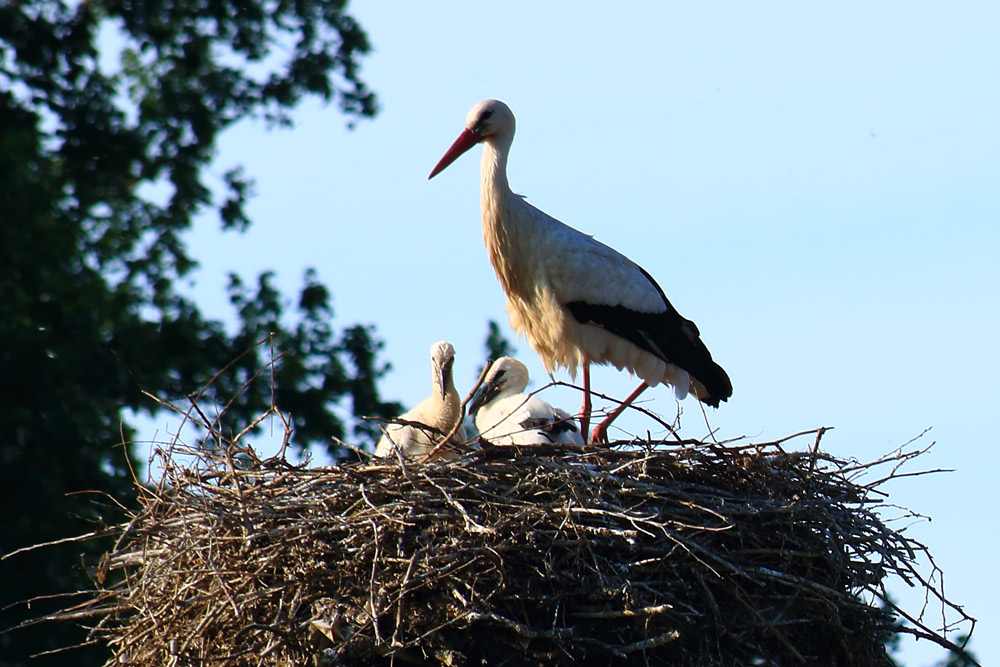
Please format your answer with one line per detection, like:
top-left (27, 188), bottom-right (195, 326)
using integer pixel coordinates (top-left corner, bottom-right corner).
top-left (0, 1), bottom-right (398, 664)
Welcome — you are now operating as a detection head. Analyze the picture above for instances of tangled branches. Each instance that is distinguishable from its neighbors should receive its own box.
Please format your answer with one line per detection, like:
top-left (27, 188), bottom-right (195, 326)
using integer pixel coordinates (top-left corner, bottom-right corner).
top-left (13, 429), bottom-right (976, 666)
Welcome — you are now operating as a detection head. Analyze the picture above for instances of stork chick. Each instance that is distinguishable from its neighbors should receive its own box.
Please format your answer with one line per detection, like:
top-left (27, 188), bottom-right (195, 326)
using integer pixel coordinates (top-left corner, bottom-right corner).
top-left (429, 100), bottom-right (732, 443)
top-left (469, 357), bottom-right (584, 446)
top-left (374, 341), bottom-right (466, 461)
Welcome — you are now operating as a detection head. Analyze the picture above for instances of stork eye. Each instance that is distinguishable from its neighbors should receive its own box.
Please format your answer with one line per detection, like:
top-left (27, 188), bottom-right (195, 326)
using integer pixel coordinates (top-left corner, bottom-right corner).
top-left (473, 110), bottom-right (494, 134)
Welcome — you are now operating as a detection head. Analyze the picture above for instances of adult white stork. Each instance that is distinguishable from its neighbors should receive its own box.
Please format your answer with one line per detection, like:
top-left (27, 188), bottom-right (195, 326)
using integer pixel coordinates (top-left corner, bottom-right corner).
top-left (374, 341), bottom-right (466, 461)
top-left (429, 100), bottom-right (731, 443)
top-left (469, 357), bottom-right (584, 446)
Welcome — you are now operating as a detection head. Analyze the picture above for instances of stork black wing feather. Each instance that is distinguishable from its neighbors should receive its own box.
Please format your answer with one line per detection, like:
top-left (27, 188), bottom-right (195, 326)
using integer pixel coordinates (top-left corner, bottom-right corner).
top-left (520, 415), bottom-right (580, 443)
top-left (565, 299), bottom-right (732, 407)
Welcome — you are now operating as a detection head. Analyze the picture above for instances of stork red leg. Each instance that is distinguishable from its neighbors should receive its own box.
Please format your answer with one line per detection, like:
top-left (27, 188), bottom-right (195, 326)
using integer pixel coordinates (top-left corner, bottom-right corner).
top-left (590, 381), bottom-right (649, 444)
top-left (578, 361), bottom-right (592, 442)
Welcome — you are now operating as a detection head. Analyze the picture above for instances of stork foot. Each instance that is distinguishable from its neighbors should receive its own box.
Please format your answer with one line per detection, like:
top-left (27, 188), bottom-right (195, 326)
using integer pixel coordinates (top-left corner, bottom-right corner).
top-left (588, 381), bottom-right (650, 445)
top-left (589, 419), bottom-right (611, 444)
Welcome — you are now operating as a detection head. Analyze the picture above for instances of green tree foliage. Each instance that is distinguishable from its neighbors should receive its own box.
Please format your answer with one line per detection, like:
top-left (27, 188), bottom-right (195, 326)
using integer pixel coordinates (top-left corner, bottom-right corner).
top-left (476, 318), bottom-right (518, 378)
top-left (880, 596), bottom-right (906, 666)
top-left (934, 634), bottom-right (978, 667)
top-left (0, 1), bottom-right (397, 664)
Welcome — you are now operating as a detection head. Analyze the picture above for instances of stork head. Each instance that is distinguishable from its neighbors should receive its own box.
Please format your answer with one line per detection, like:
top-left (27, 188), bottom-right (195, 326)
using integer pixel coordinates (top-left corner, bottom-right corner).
top-left (428, 99), bottom-right (515, 179)
top-left (429, 341), bottom-right (457, 398)
top-left (468, 356), bottom-right (529, 415)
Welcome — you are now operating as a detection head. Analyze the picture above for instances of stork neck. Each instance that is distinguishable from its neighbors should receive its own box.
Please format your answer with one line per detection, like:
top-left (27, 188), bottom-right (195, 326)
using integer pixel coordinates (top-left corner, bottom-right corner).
top-left (480, 137), bottom-right (531, 298)
top-left (438, 380), bottom-right (461, 428)
top-left (480, 141), bottom-right (512, 214)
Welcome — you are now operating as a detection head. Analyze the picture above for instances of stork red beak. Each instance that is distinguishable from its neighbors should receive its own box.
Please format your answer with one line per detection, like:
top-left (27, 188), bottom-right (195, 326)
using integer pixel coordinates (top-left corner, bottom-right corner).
top-left (428, 128), bottom-right (482, 179)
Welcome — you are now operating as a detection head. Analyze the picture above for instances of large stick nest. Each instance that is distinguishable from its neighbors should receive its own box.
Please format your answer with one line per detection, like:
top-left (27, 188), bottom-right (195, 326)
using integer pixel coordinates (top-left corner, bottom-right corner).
top-left (35, 427), bottom-right (975, 667)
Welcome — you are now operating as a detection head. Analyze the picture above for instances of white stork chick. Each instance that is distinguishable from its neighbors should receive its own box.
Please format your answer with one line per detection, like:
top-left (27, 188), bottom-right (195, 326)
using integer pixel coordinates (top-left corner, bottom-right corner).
top-left (374, 341), bottom-right (466, 461)
top-left (429, 100), bottom-right (732, 443)
top-left (469, 357), bottom-right (584, 446)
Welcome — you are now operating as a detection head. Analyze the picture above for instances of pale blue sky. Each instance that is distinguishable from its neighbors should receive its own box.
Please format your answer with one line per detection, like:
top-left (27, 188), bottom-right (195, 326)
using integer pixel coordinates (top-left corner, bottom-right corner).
top-left (157, 2), bottom-right (999, 664)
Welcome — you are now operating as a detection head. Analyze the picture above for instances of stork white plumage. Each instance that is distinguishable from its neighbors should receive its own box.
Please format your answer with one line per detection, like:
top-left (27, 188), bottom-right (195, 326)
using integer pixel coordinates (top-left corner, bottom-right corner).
top-left (374, 341), bottom-right (466, 461)
top-left (429, 100), bottom-right (732, 443)
top-left (469, 357), bottom-right (584, 446)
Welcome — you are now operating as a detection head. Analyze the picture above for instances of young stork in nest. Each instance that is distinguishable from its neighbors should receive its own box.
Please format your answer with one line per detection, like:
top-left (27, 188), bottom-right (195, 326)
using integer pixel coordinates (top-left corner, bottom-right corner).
top-left (374, 341), bottom-right (466, 461)
top-left (469, 357), bottom-right (584, 446)
top-left (429, 100), bottom-right (732, 443)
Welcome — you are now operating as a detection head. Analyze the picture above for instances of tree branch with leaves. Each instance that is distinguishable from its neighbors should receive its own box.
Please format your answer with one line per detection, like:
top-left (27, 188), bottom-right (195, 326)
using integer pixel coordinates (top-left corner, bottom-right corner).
top-left (0, 1), bottom-right (394, 664)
